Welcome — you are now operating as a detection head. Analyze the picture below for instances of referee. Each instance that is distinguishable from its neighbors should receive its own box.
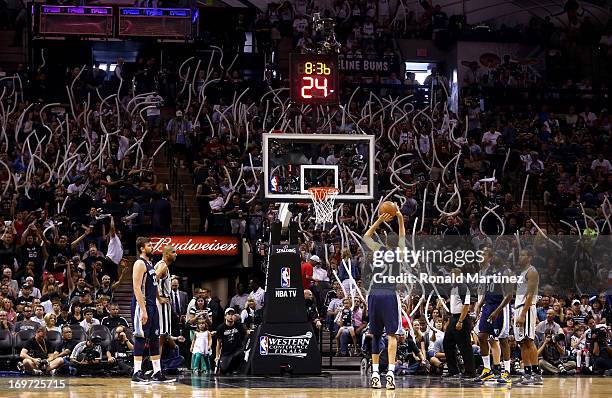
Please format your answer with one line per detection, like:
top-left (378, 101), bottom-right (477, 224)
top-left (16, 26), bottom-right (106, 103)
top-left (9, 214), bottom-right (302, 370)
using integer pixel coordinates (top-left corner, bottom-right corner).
top-left (443, 268), bottom-right (476, 378)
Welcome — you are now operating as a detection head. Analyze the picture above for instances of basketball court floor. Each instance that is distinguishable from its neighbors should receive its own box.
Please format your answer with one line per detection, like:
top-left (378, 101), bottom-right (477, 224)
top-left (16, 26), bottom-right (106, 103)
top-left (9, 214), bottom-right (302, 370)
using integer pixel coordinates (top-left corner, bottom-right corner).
top-left (1, 374), bottom-right (609, 398)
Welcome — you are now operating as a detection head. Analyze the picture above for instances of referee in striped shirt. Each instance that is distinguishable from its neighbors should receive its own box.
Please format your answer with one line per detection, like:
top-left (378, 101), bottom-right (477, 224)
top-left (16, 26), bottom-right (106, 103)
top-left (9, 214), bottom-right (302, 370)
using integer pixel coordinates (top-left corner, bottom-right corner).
top-left (443, 268), bottom-right (476, 378)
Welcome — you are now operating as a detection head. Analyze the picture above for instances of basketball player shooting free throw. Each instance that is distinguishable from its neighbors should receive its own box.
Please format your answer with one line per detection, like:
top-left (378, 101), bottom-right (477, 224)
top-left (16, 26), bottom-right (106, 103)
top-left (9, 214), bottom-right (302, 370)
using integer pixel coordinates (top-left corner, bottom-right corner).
top-left (363, 203), bottom-right (405, 390)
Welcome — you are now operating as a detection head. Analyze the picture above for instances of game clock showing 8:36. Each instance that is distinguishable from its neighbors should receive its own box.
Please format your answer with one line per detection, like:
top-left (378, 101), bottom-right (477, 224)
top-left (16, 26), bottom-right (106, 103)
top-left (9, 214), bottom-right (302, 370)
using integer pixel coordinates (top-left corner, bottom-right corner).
top-left (290, 54), bottom-right (339, 105)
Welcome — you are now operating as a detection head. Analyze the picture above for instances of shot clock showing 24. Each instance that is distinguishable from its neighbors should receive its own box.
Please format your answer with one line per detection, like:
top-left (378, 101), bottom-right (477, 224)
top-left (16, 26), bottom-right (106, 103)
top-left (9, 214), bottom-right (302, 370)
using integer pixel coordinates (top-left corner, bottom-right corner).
top-left (290, 53), bottom-right (339, 105)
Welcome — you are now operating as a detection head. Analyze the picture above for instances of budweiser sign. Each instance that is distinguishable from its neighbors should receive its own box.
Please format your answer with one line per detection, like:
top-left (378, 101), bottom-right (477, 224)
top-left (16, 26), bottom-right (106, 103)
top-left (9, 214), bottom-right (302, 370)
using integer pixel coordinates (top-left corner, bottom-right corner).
top-left (150, 236), bottom-right (240, 256)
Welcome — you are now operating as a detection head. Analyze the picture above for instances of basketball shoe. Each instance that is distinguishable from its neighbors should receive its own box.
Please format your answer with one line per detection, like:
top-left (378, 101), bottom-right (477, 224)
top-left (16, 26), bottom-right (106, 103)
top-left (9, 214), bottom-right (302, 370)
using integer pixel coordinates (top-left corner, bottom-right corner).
top-left (371, 372), bottom-right (382, 389)
top-left (473, 368), bottom-right (495, 383)
top-left (496, 370), bottom-right (511, 384)
top-left (385, 371), bottom-right (396, 390)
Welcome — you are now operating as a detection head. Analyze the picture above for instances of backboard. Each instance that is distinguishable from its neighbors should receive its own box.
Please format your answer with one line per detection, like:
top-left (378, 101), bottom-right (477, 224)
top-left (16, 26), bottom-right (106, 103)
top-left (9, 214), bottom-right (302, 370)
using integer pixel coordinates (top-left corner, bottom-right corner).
top-left (262, 133), bottom-right (375, 202)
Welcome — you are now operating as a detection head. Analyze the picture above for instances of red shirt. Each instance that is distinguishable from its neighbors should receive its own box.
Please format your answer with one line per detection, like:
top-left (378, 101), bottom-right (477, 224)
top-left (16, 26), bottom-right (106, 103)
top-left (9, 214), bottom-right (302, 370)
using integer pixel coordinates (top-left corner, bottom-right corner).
top-left (301, 262), bottom-right (313, 290)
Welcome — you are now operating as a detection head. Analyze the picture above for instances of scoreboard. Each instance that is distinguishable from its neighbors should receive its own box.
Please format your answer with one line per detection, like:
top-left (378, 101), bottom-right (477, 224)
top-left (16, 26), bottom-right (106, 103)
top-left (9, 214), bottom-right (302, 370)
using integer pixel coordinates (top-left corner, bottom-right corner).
top-left (35, 5), bottom-right (193, 39)
top-left (118, 8), bottom-right (193, 38)
top-left (289, 54), bottom-right (339, 105)
top-left (39, 6), bottom-right (113, 36)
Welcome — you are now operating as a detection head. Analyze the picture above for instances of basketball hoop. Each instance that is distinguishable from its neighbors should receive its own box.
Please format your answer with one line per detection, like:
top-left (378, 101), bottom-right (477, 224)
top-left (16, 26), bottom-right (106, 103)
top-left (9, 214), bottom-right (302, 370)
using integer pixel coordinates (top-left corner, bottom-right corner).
top-left (307, 187), bottom-right (339, 224)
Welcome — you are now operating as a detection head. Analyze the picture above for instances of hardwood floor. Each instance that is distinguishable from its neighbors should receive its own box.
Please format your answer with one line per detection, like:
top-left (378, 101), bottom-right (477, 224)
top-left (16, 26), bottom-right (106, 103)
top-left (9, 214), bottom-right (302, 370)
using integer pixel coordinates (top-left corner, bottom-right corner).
top-left (1, 375), bottom-right (610, 398)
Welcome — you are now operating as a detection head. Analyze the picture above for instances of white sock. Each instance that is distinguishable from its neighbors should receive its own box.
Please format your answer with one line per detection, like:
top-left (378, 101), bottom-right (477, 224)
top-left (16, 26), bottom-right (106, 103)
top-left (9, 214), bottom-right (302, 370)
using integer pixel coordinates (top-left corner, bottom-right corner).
top-left (576, 351), bottom-right (582, 368)
top-left (503, 360), bottom-right (511, 372)
top-left (134, 358), bottom-right (142, 374)
top-left (372, 364), bottom-right (379, 373)
top-left (482, 355), bottom-right (491, 370)
top-left (153, 359), bottom-right (161, 374)
top-left (388, 364), bottom-right (395, 372)
top-left (585, 354), bottom-right (590, 368)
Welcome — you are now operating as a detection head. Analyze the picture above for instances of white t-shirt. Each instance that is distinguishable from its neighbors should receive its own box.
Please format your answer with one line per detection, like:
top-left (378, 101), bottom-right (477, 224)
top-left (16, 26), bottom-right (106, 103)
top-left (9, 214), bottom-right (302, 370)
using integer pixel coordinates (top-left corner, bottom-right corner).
top-left (591, 158), bottom-right (612, 172)
top-left (580, 111), bottom-right (597, 126)
top-left (80, 318), bottom-right (100, 334)
top-left (145, 95), bottom-right (162, 116)
top-left (248, 287), bottom-right (265, 310)
top-left (67, 182), bottom-right (86, 195)
top-left (106, 234), bottom-right (123, 265)
top-left (482, 130), bottom-right (501, 154)
top-left (326, 154), bottom-right (339, 165)
top-left (193, 330), bottom-right (210, 354)
top-left (293, 18), bottom-right (308, 34)
top-left (117, 135), bottom-right (129, 161)
top-left (418, 135), bottom-right (430, 154)
top-left (313, 266), bottom-right (330, 282)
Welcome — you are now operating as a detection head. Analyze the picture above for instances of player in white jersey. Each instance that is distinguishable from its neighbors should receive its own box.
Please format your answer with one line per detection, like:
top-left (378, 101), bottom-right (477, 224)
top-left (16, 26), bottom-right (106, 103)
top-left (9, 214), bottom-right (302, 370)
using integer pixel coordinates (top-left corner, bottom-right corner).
top-left (513, 250), bottom-right (542, 385)
top-left (155, 245), bottom-right (177, 357)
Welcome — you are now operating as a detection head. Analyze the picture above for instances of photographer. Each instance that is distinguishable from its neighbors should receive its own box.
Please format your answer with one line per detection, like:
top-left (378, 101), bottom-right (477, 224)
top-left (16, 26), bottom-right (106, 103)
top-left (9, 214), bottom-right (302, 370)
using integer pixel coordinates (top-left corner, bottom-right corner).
top-left (537, 330), bottom-right (576, 375)
top-left (70, 334), bottom-right (112, 375)
top-left (108, 326), bottom-right (134, 376)
top-left (18, 326), bottom-right (65, 375)
top-left (590, 325), bottom-right (612, 375)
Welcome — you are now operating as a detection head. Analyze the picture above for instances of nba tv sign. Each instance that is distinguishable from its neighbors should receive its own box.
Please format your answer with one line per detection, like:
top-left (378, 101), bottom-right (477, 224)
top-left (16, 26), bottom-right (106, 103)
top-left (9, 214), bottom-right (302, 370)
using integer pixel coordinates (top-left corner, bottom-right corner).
top-left (259, 332), bottom-right (313, 358)
top-left (275, 267), bottom-right (297, 298)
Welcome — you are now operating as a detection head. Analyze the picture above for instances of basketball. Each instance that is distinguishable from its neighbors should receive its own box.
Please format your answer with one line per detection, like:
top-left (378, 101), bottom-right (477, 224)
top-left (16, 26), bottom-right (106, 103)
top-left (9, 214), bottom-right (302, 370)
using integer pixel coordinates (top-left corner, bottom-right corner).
top-left (379, 201), bottom-right (397, 216)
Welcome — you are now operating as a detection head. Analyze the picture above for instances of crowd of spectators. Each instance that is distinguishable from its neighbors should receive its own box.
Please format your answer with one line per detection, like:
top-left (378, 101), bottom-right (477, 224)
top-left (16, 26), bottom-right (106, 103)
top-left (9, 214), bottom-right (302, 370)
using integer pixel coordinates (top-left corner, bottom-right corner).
top-left (0, 0), bottom-right (610, 379)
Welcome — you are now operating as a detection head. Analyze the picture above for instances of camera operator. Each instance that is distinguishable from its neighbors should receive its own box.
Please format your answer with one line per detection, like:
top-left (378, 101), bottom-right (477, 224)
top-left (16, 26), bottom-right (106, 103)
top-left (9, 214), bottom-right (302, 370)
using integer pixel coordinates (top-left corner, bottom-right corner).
top-left (537, 330), bottom-right (576, 375)
top-left (108, 326), bottom-right (134, 376)
top-left (18, 326), bottom-right (65, 375)
top-left (589, 325), bottom-right (612, 375)
top-left (70, 334), bottom-right (113, 375)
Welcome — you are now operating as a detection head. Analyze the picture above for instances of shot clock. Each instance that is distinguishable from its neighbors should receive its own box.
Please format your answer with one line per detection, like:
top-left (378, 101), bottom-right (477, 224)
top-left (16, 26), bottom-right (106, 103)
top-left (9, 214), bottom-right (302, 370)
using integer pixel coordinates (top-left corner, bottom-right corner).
top-left (290, 54), bottom-right (339, 105)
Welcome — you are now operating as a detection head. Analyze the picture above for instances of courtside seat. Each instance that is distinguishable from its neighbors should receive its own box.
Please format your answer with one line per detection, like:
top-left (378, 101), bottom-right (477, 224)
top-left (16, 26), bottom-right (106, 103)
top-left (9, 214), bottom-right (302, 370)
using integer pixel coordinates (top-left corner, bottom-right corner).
top-left (69, 325), bottom-right (86, 343)
top-left (0, 329), bottom-right (14, 362)
top-left (14, 329), bottom-right (36, 357)
top-left (89, 325), bottom-right (112, 349)
top-left (46, 330), bottom-right (63, 353)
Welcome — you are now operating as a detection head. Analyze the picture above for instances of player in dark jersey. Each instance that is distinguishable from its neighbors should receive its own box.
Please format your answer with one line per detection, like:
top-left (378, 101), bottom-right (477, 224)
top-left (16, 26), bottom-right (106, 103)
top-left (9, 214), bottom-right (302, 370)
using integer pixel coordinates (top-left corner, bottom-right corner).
top-left (131, 237), bottom-right (175, 384)
top-left (474, 249), bottom-right (513, 383)
top-left (363, 204), bottom-right (404, 390)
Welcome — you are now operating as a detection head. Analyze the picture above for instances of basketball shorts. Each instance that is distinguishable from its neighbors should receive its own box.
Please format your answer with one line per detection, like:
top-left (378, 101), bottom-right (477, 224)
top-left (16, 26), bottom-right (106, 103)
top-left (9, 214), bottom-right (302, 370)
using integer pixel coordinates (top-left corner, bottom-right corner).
top-left (157, 299), bottom-right (172, 336)
top-left (132, 300), bottom-right (160, 339)
top-left (367, 290), bottom-right (403, 336)
top-left (513, 304), bottom-right (536, 342)
top-left (478, 303), bottom-right (508, 338)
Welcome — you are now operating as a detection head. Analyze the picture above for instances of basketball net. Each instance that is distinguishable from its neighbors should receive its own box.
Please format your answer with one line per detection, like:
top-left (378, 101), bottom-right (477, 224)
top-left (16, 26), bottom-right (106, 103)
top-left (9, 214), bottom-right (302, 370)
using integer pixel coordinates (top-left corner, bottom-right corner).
top-left (307, 187), bottom-right (339, 224)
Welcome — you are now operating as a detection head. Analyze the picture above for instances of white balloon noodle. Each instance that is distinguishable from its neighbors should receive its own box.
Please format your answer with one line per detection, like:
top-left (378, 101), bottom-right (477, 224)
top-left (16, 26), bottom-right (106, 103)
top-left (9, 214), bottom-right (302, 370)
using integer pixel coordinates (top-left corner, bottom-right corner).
top-left (479, 205), bottom-right (505, 236)
top-left (433, 183), bottom-right (462, 216)
top-left (601, 196), bottom-right (611, 233)
top-left (424, 291), bottom-right (444, 334)
top-left (13, 103), bottom-right (34, 145)
top-left (441, 150), bottom-right (461, 187)
top-left (530, 218), bottom-right (563, 250)
top-left (520, 174), bottom-right (530, 209)
top-left (574, 220), bottom-right (583, 238)
top-left (579, 203), bottom-right (600, 238)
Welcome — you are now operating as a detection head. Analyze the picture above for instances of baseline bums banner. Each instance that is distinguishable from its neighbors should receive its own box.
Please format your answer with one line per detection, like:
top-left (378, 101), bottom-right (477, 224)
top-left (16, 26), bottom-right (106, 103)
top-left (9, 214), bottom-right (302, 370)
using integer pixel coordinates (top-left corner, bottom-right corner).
top-left (338, 55), bottom-right (399, 76)
top-left (149, 235), bottom-right (239, 256)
